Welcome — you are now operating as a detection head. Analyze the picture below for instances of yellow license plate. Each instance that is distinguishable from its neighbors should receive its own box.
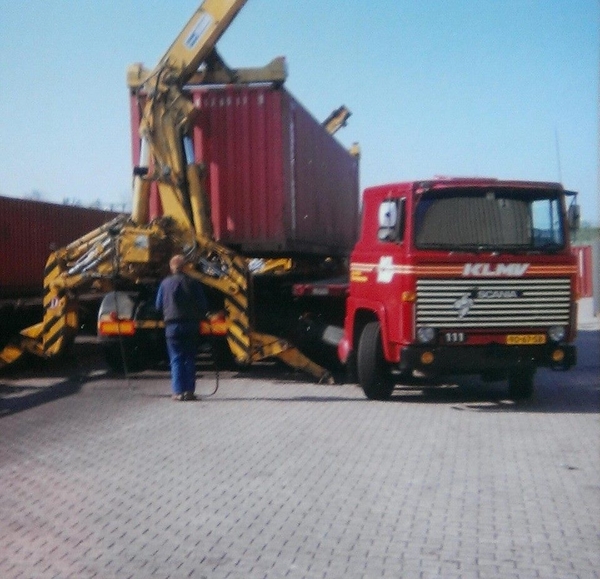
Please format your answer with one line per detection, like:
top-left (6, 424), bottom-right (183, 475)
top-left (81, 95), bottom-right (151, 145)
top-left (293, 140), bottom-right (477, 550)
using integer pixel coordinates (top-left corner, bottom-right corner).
top-left (506, 334), bottom-right (546, 345)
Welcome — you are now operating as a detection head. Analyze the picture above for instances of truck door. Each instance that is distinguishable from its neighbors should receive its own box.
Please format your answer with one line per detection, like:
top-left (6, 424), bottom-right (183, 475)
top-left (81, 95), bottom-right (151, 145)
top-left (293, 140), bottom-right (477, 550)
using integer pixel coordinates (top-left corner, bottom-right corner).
top-left (374, 196), bottom-right (409, 349)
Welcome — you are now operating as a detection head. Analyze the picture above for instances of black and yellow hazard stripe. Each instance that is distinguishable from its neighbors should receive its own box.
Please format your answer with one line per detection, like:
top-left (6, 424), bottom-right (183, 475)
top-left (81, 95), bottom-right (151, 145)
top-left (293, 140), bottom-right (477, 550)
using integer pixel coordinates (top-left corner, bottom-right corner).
top-left (41, 253), bottom-right (79, 357)
top-left (217, 254), bottom-right (331, 381)
top-left (224, 255), bottom-right (252, 364)
top-left (0, 254), bottom-right (63, 368)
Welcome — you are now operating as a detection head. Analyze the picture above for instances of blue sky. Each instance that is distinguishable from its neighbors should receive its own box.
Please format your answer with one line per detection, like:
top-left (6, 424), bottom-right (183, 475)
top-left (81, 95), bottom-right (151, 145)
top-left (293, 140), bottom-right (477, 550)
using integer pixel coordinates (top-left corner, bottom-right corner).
top-left (0, 1), bottom-right (598, 224)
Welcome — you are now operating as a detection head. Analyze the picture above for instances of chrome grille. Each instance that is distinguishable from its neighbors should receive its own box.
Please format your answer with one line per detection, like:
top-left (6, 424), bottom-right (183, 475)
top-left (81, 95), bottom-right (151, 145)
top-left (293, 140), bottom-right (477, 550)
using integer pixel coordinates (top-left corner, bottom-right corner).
top-left (416, 278), bottom-right (572, 328)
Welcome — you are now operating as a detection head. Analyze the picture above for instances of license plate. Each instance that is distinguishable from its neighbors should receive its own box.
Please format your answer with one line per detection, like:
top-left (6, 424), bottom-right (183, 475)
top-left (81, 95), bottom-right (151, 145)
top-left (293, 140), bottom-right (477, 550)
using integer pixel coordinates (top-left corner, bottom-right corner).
top-left (506, 334), bottom-right (546, 345)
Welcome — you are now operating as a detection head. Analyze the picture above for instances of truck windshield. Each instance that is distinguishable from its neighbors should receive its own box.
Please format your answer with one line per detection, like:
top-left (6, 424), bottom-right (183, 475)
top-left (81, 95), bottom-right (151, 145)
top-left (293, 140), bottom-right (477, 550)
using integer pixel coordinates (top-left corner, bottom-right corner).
top-left (414, 188), bottom-right (565, 252)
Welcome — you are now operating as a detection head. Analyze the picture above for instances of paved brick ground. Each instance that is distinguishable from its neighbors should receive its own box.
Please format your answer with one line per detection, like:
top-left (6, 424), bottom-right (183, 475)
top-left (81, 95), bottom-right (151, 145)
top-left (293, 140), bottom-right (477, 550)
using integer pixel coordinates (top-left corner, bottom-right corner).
top-left (0, 332), bottom-right (598, 579)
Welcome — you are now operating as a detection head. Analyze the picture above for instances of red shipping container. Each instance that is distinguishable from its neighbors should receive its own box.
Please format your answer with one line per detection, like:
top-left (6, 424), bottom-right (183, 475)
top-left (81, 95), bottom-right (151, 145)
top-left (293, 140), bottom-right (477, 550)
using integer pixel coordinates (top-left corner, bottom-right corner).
top-left (572, 245), bottom-right (593, 298)
top-left (132, 85), bottom-right (360, 257)
top-left (0, 197), bottom-right (119, 298)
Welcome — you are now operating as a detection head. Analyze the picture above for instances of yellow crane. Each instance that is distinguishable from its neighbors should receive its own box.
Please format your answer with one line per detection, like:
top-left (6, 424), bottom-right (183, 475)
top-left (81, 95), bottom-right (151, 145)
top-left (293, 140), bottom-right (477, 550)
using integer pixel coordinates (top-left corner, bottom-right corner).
top-left (1, 0), bottom-right (333, 381)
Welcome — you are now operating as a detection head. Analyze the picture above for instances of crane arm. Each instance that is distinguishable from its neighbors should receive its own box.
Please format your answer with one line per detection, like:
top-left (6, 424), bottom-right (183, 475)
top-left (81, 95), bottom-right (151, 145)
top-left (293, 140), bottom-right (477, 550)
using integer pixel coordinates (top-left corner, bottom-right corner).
top-left (156, 0), bottom-right (247, 83)
top-left (127, 0), bottom-right (247, 91)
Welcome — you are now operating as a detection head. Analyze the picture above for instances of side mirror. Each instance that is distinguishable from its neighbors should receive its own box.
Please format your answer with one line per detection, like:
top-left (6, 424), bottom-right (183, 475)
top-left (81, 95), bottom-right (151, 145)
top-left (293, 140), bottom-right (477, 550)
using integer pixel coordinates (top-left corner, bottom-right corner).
top-left (378, 200), bottom-right (399, 241)
top-left (567, 203), bottom-right (580, 232)
top-left (378, 199), bottom-right (407, 242)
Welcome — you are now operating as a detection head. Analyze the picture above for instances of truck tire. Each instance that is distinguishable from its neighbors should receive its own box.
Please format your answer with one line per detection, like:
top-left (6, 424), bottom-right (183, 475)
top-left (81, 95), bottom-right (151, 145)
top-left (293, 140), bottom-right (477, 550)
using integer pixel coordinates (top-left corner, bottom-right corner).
top-left (357, 321), bottom-right (394, 400)
top-left (508, 367), bottom-right (535, 400)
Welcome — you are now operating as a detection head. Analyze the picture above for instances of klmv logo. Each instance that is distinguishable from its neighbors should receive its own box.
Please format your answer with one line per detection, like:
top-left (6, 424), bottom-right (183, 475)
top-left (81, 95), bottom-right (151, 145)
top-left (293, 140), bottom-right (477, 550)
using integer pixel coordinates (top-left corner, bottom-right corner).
top-left (462, 263), bottom-right (530, 277)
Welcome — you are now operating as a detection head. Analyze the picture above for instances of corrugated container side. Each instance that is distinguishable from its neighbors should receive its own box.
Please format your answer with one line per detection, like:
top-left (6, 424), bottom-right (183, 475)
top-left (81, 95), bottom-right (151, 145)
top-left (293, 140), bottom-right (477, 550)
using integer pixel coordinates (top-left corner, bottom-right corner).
top-left (285, 91), bottom-right (359, 254)
top-left (193, 85), bottom-right (359, 256)
top-left (193, 87), bottom-right (287, 250)
top-left (133, 85), bottom-right (359, 257)
top-left (0, 197), bottom-right (119, 298)
top-left (572, 245), bottom-right (593, 298)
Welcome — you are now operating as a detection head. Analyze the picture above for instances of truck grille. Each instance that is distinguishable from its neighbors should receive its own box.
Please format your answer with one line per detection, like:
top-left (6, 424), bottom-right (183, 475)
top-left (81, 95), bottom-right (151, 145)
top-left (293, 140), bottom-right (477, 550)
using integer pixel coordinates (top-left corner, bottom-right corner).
top-left (416, 278), bottom-right (571, 328)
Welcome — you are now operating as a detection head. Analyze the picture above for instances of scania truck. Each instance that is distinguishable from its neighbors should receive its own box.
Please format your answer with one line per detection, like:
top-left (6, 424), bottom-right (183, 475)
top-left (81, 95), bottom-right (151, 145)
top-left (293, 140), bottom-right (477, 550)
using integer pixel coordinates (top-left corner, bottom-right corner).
top-left (333, 178), bottom-right (580, 400)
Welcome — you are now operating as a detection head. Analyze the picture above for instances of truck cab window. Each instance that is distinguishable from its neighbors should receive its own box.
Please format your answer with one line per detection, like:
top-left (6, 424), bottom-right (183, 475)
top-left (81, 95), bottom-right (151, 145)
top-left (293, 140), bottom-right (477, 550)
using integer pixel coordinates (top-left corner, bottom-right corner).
top-left (531, 198), bottom-right (564, 246)
top-left (414, 188), bottom-right (565, 251)
top-left (378, 198), bottom-right (405, 242)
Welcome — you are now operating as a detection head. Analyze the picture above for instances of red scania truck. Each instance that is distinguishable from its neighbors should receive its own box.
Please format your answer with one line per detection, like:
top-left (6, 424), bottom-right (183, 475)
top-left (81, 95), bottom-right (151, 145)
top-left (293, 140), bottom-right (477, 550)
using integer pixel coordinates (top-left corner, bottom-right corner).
top-left (332, 177), bottom-right (580, 400)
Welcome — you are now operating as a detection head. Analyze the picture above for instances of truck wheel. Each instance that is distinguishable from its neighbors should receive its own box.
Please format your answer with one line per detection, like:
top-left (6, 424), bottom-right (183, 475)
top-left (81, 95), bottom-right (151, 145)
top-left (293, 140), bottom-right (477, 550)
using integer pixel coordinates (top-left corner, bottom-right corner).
top-left (357, 321), bottom-right (394, 400)
top-left (508, 367), bottom-right (535, 400)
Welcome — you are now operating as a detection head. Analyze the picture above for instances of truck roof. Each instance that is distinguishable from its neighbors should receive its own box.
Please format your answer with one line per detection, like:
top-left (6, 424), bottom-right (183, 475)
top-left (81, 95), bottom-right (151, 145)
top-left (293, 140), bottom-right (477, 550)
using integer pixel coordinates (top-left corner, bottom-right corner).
top-left (363, 178), bottom-right (572, 198)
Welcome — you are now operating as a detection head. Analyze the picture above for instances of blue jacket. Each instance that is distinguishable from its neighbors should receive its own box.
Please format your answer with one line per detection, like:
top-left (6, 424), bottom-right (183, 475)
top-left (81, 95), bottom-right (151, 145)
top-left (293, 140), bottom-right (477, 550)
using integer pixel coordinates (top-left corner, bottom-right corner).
top-left (155, 273), bottom-right (208, 337)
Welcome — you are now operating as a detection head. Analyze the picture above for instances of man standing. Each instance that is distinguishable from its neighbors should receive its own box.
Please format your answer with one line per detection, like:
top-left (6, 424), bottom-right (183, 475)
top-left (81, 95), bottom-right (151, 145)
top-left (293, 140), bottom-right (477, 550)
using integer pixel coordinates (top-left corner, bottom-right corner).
top-left (156, 254), bottom-right (208, 401)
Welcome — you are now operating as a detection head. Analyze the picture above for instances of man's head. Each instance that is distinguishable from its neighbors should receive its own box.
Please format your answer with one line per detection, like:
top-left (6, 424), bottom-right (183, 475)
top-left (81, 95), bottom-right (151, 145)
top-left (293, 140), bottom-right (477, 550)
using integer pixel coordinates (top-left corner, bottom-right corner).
top-left (169, 254), bottom-right (186, 274)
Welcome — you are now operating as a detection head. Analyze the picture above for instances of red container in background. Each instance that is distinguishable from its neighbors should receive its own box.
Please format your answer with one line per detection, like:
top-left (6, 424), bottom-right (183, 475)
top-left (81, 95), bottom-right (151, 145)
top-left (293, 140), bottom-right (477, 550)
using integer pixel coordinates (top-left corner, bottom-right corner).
top-left (133, 85), bottom-right (360, 257)
top-left (0, 197), bottom-right (119, 298)
top-left (572, 245), bottom-right (593, 298)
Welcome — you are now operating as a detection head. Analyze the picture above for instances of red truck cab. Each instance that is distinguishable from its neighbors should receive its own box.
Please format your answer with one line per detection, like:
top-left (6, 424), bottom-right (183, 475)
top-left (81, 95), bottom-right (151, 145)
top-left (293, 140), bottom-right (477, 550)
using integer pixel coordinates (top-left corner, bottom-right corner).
top-left (339, 178), bottom-right (579, 400)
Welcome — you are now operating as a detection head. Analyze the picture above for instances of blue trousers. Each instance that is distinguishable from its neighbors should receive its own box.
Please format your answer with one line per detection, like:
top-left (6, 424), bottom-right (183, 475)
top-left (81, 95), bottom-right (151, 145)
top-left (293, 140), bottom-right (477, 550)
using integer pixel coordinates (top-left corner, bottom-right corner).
top-left (165, 323), bottom-right (198, 395)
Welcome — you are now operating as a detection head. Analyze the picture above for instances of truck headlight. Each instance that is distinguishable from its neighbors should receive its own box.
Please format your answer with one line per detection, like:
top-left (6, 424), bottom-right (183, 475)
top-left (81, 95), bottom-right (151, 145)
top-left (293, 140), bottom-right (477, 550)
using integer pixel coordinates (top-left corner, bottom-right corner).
top-left (548, 326), bottom-right (566, 342)
top-left (416, 326), bottom-right (435, 344)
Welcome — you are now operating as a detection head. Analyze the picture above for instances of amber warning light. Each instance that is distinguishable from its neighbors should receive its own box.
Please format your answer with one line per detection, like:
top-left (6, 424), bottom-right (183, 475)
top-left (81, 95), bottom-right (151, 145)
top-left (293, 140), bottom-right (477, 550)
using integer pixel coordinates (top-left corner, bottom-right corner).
top-left (98, 312), bottom-right (136, 337)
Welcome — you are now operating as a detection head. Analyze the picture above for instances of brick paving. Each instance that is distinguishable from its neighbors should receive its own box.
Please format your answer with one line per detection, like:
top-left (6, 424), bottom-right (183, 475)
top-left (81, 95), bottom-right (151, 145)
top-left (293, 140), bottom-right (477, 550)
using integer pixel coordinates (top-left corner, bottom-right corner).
top-left (0, 331), bottom-right (598, 579)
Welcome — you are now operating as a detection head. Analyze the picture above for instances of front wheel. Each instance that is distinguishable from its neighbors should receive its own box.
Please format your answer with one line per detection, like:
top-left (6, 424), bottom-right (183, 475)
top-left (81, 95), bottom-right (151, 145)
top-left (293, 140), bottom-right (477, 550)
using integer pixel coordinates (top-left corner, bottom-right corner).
top-left (508, 367), bottom-right (535, 400)
top-left (357, 321), bottom-right (394, 400)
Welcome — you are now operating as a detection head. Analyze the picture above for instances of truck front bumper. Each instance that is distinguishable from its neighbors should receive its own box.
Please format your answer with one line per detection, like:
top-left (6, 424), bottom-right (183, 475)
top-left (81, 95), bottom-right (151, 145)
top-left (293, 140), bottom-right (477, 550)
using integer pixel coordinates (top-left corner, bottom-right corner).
top-left (398, 342), bottom-right (576, 376)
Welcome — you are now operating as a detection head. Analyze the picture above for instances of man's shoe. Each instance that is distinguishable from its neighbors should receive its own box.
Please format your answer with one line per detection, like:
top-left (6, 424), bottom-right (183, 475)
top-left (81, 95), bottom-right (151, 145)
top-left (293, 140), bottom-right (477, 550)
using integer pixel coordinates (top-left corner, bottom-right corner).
top-left (172, 394), bottom-right (185, 401)
top-left (183, 392), bottom-right (197, 401)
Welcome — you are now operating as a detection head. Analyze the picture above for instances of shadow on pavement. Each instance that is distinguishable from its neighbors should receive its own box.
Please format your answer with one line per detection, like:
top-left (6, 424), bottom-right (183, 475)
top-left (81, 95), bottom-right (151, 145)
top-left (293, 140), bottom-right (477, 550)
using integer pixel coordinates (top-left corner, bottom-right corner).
top-left (383, 373), bottom-right (599, 414)
top-left (0, 376), bottom-right (85, 417)
top-left (201, 395), bottom-right (364, 403)
top-left (0, 338), bottom-right (106, 418)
